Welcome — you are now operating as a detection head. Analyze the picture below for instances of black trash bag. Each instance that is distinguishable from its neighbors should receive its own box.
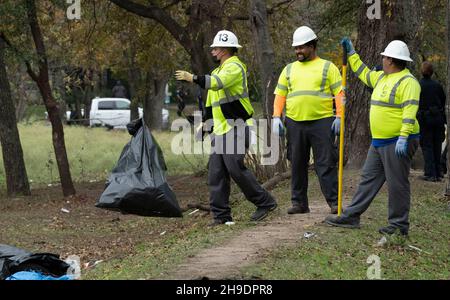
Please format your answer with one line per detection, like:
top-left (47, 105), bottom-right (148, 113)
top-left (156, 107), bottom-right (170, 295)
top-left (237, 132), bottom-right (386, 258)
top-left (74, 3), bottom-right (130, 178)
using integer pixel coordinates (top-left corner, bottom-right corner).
top-left (0, 244), bottom-right (70, 280)
top-left (126, 118), bottom-right (143, 137)
top-left (96, 119), bottom-right (182, 217)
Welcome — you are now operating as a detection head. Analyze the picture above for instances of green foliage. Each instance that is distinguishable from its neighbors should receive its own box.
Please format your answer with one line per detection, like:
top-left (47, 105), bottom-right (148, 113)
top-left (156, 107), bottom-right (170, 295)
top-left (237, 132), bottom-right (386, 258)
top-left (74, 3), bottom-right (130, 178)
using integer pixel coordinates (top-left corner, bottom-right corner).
top-left (419, 0), bottom-right (447, 84)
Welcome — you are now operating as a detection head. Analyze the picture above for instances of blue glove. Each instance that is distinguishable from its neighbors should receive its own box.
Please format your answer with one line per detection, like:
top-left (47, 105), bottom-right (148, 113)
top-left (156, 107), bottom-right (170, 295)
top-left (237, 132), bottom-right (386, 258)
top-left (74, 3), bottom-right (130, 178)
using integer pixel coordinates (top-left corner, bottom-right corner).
top-left (272, 117), bottom-right (285, 136)
top-left (331, 117), bottom-right (341, 135)
top-left (340, 37), bottom-right (355, 55)
top-left (395, 136), bottom-right (408, 157)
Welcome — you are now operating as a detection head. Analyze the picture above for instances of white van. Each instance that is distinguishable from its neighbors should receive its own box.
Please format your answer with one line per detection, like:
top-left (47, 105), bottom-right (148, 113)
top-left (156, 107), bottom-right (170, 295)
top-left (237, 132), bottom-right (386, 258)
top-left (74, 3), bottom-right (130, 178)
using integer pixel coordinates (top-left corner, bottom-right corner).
top-left (89, 98), bottom-right (169, 129)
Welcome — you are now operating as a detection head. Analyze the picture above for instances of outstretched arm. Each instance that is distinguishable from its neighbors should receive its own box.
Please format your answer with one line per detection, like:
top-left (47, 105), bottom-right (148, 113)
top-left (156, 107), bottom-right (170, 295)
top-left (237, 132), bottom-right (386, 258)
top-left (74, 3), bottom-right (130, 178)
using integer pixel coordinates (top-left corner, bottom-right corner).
top-left (341, 37), bottom-right (384, 89)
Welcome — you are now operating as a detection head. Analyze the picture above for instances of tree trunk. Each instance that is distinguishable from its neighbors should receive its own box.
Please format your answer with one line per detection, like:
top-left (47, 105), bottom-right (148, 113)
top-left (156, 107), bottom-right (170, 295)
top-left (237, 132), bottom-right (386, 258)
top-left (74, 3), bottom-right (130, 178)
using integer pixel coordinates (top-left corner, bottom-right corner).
top-left (143, 73), bottom-right (165, 131)
top-left (247, 0), bottom-right (289, 181)
top-left (445, 0), bottom-right (450, 197)
top-left (345, 0), bottom-right (423, 168)
top-left (83, 69), bottom-right (97, 126)
top-left (0, 39), bottom-right (31, 197)
top-left (248, 0), bottom-right (277, 118)
top-left (25, 0), bottom-right (75, 196)
top-left (125, 43), bottom-right (140, 121)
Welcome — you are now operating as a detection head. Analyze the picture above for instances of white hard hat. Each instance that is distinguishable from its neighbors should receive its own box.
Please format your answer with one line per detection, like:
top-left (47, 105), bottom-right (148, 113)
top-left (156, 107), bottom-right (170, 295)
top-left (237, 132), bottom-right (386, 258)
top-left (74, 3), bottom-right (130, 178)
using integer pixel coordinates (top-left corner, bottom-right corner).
top-left (292, 26), bottom-right (317, 47)
top-left (210, 30), bottom-right (242, 48)
top-left (380, 40), bottom-right (413, 62)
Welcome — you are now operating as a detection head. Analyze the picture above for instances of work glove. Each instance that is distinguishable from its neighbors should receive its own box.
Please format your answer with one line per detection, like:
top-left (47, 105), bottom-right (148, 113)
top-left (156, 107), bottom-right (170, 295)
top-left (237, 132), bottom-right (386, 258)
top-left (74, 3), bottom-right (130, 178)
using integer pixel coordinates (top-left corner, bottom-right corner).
top-left (331, 117), bottom-right (341, 135)
top-left (340, 37), bottom-right (355, 55)
top-left (175, 70), bottom-right (194, 82)
top-left (272, 117), bottom-right (285, 136)
top-left (395, 136), bottom-right (408, 158)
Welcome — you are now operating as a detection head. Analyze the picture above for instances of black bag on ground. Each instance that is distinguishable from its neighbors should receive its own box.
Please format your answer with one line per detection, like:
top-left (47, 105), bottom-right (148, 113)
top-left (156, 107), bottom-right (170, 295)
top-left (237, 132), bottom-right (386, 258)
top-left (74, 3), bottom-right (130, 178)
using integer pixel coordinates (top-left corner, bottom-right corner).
top-left (96, 119), bottom-right (182, 217)
top-left (0, 244), bottom-right (70, 280)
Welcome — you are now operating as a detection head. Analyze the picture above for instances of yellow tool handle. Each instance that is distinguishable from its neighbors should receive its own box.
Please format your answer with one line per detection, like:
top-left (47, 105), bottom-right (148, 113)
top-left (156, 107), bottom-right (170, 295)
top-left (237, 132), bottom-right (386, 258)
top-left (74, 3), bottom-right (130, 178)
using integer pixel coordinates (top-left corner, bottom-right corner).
top-left (338, 50), bottom-right (347, 216)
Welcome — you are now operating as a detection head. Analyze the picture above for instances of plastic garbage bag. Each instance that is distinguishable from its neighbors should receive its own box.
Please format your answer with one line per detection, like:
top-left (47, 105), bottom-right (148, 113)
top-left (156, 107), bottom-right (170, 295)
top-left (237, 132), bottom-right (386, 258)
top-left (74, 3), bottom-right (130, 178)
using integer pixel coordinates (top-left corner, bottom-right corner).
top-left (0, 244), bottom-right (70, 280)
top-left (6, 271), bottom-right (73, 280)
top-left (96, 119), bottom-right (182, 217)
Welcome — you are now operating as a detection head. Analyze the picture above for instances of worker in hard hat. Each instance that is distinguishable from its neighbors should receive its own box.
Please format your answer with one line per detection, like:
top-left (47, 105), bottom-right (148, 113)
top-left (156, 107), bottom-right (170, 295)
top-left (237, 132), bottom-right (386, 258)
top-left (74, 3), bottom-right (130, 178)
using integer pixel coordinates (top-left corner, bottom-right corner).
top-left (325, 38), bottom-right (420, 236)
top-left (273, 26), bottom-right (344, 215)
top-left (176, 30), bottom-right (277, 227)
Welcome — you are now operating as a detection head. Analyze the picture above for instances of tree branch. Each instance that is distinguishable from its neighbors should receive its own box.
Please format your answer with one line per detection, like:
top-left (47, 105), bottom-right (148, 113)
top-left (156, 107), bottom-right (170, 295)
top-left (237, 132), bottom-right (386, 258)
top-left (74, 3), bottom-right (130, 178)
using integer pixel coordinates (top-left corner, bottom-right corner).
top-left (267, 0), bottom-right (296, 15)
top-left (25, 61), bottom-right (39, 82)
top-left (0, 32), bottom-right (12, 48)
top-left (230, 0), bottom-right (295, 20)
top-left (0, 32), bottom-right (39, 81)
top-left (109, 0), bottom-right (193, 52)
top-left (25, 0), bottom-right (48, 81)
top-left (262, 171), bottom-right (291, 191)
top-left (315, 0), bottom-right (359, 35)
top-left (162, 0), bottom-right (186, 10)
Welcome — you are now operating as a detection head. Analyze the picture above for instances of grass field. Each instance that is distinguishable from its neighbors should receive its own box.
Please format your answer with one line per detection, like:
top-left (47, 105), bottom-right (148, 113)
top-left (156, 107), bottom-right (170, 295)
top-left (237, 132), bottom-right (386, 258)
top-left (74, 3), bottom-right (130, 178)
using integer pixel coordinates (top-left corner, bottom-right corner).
top-left (0, 122), bottom-right (209, 190)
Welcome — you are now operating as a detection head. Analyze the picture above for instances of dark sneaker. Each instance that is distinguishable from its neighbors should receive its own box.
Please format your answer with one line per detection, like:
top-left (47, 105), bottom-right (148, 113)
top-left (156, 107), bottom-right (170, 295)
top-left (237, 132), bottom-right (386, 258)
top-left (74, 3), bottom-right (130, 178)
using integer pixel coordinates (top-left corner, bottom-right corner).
top-left (250, 203), bottom-right (277, 221)
top-left (379, 225), bottom-right (408, 236)
top-left (207, 219), bottom-right (228, 228)
top-left (287, 205), bottom-right (310, 214)
top-left (324, 215), bottom-right (360, 228)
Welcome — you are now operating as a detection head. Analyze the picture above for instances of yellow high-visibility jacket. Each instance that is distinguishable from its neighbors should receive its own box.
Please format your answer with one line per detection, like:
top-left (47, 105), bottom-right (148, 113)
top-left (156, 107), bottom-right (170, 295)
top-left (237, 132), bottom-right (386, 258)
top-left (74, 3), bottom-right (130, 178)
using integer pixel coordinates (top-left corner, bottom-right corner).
top-left (205, 56), bottom-right (254, 135)
top-left (274, 57), bottom-right (342, 121)
top-left (348, 53), bottom-right (420, 139)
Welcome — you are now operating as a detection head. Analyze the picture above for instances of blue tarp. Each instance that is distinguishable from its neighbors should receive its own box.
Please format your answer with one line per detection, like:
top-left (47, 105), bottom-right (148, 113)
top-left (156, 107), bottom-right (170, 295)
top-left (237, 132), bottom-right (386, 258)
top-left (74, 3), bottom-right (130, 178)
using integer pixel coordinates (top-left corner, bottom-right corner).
top-left (6, 271), bottom-right (73, 280)
top-left (0, 244), bottom-right (70, 280)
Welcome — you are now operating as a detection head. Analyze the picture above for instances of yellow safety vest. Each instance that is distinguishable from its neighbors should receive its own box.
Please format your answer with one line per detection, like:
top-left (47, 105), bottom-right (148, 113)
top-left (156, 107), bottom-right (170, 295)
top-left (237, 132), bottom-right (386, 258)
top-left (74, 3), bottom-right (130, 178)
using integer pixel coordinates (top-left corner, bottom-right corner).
top-left (348, 53), bottom-right (420, 139)
top-left (274, 57), bottom-right (342, 121)
top-left (205, 56), bottom-right (254, 135)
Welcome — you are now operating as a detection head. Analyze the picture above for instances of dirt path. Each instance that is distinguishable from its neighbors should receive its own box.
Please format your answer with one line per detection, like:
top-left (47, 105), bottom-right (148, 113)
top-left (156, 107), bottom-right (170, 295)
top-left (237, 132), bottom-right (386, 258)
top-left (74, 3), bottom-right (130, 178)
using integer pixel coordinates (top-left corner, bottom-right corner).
top-left (168, 201), bottom-right (330, 279)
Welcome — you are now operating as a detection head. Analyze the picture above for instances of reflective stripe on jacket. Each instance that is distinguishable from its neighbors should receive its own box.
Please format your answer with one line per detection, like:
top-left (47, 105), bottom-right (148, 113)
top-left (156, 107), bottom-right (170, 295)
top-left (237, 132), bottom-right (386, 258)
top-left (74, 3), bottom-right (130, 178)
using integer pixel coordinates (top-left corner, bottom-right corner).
top-left (205, 56), bottom-right (254, 135)
top-left (274, 57), bottom-right (342, 121)
top-left (348, 53), bottom-right (420, 138)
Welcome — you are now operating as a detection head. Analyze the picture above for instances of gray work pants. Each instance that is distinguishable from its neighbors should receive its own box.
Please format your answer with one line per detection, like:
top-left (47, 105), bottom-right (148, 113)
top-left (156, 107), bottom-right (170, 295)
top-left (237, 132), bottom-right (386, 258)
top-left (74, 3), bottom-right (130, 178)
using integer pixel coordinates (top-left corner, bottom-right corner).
top-left (342, 139), bottom-right (419, 234)
top-left (208, 126), bottom-right (276, 221)
top-left (286, 116), bottom-right (338, 208)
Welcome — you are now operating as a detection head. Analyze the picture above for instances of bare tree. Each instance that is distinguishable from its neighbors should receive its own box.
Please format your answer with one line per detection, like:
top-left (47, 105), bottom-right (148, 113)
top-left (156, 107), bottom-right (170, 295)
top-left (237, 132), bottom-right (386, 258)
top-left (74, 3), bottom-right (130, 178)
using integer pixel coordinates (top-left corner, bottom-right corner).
top-left (0, 38), bottom-right (30, 197)
top-left (109, 0), bottom-right (224, 74)
top-left (345, 0), bottom-right (423, 168)
top-left (2, 0), bottom-right (76, 196)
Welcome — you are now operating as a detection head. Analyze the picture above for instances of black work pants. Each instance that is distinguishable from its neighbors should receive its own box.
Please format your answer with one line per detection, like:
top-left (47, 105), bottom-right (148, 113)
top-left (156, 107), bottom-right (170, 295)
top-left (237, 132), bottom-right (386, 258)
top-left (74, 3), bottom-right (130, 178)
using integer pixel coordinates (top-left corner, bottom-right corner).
top-left (208, 126), bottom-right (276, 221)
top-left (343, 140), bottom-right (419, 235)
top-left (286, 116), bottom-right (338, 208)
top-left (420, 125), bottom-right (445, 178)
